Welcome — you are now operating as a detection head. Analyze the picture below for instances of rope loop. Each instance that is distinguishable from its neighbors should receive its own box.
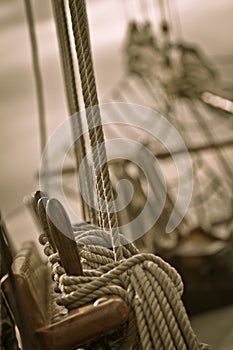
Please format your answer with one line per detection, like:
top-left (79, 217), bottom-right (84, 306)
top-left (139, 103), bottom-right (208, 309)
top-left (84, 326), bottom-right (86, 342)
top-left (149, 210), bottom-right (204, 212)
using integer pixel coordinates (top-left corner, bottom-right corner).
top-left (47, 227), bottom-right (206, 350)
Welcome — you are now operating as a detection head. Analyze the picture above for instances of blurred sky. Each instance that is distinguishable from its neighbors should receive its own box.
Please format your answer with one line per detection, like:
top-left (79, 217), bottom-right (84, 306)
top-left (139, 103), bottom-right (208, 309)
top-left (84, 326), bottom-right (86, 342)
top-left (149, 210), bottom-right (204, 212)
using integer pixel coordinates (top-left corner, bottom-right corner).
top-left (0, 0), bottom-right (232, 246)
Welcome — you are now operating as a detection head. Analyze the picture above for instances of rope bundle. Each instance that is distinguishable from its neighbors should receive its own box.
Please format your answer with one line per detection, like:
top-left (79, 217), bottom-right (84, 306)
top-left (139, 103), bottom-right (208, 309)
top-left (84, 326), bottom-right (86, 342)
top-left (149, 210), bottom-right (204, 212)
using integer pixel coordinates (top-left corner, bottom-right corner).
top-left (39, 228), bottom-right (209, 350)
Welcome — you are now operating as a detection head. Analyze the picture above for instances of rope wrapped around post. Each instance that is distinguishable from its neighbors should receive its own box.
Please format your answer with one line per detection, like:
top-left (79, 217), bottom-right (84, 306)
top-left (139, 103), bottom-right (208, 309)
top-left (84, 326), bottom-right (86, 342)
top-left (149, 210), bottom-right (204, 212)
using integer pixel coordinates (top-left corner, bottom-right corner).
top-left (38, 219), bottom-right (209, 350)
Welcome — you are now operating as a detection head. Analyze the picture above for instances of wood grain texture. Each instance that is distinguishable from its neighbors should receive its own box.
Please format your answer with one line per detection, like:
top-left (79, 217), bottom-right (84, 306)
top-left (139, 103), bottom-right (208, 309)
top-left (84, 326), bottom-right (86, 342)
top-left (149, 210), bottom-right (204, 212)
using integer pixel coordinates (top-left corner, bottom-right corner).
top-left (37, 197), bottom-right (57, 252)
top-left (1, 241), bottom-right (48, 350)
top-left (36, 296), bottom-right (129, 350)
top-left (46, 198), bottom-right (83, 276)
top-left (1, 240), bottom-right (129, 350)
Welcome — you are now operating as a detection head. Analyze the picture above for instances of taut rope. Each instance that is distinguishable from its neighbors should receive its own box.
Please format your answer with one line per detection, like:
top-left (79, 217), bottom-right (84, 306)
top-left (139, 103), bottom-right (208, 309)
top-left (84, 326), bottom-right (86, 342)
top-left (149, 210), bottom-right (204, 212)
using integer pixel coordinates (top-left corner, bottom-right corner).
top-left (23, 0), bottom-right (48, 175)
top-left (68, 0), bottom-right (122, 261)
top-left (52, 0), bottom-right (96, 224)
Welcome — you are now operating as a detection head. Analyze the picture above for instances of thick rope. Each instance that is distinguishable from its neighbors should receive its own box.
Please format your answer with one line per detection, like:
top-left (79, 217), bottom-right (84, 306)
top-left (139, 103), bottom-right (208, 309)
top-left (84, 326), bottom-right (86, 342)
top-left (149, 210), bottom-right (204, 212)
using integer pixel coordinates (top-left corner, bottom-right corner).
top-left (68, 0), bottom-right (122, 261)
top-left (52, 0), bottom-right (96, 224)
top-left (38, 228), bottom-right (209, 350)
top-left (68, 0), bottom-right (114, 223)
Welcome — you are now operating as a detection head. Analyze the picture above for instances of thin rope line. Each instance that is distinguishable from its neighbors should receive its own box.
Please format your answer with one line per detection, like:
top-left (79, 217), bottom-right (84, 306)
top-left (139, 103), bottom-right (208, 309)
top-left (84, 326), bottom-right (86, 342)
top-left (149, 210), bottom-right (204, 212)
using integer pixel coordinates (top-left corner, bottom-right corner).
top-left (158, 0), bottom-right (167, 26)
top-left (171, 0), bottom-right (184, 40)
top-left (165, 0), bottom-right (174, 40)
top-left (52, 0), bottom-right (97, 224)
top-left (157, 0), bottom-right (171, 47)
top-left (23, 0), bottom-right (47, 156)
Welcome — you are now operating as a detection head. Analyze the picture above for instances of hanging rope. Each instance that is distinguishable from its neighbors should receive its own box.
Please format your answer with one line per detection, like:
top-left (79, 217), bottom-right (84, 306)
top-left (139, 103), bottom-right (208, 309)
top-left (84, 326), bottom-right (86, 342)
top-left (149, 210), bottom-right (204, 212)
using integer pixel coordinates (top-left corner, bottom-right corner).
top-left (51, 0), bottom-right (97, 224)
top-left (23, 0), bottom-right (47, 159)
top-left (68, 0), bottom-right (122, 261)
top-left (157, 0), bottom-right (171, 47)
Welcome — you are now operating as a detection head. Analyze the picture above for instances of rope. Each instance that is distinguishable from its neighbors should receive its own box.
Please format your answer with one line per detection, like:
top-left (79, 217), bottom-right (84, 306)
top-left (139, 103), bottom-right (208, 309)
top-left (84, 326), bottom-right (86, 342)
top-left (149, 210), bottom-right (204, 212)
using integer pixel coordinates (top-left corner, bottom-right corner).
top-left (36, 3), bottom-right (211, 349)
top-left (51, 0), bottom-right (96, 224)
top-left (38, 226), bottom-right (209, 350)
top-left (157, 0), bottom-right (171, 44)
top-left (68, 0), bottom-right (122, 261)
top-left (23, 0), bottom-right (47, 159)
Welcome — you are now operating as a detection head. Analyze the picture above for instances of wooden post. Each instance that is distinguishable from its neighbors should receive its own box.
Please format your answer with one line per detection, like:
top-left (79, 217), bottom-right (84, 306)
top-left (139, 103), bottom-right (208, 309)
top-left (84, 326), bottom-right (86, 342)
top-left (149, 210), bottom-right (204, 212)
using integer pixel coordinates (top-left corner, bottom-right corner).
top-left (46, 199), bottom-right (83, 276)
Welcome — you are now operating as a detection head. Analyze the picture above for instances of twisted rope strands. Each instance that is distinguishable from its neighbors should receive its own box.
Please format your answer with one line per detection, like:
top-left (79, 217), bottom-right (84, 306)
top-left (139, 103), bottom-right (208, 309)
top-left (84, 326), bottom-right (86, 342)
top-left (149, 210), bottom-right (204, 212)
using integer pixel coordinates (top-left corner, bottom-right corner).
top-left (52, 0), bottom-right (97, 224)
top-left (68, 0), bottom-right (122, 260)
top-left (38, 220), bottom-right (208, 350)
top-left (68, 0), bottom-right (111, 220)
top-left (55, 246), bottom-right (205, 349)
top-left (187, 98), bottom-right (233, 180)
top-left (68, 0), bottom-right (107, 229)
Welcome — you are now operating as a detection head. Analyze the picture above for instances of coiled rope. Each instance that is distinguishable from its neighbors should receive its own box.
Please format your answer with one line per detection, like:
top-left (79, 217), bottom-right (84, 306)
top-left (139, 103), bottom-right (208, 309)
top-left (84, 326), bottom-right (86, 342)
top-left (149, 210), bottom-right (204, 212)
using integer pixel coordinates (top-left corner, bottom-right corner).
top-left (39, 224), bottom-right (209, 350)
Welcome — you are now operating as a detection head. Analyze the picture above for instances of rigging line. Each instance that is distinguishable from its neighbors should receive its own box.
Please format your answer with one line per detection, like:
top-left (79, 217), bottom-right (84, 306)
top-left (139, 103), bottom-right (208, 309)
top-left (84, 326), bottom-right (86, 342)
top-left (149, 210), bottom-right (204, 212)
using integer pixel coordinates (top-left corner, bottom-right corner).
top-left (138, 0), bottom-right (150, 21)
top-left (102, 103), bottom-right (190, 233)
top-left (73, 0), bottom-right (119, 234)
top-left (51, 0), bottom-right (96, 224)
top-left (137, 73), bottom-right (173, 115)
top-left (122, 0), bottom-right (137, 22)
top-left (192, 153), bottom-right (207, 225)
top-left (68, 0), bottom-right (108, 230)
top-left (132, 0), bottom-right (141, 22)
top-left (121, 0), bottom-right (130, 23)
top-left (157, 0), bottom-right (171, 40)
top-left (155, 139), bottom-right (233, 158)
top-left (52, 0), bottom-right (86, 220)
top-left (148, 0), bottom-right (158, 29)
top-left (171, 0), bottom-right (183, 40)
top-left (158, 0), bottom-right (166, 25)
top-left (210, 53), bottom-right (233, 65)
top-left (23, 0), bottom-right (47, 158)
top-left (186, 99), bottom-right (233, 183)
top-left (164, 0), bottom-right (174, 40)
top-left (68, 0), bottom-right (122, 261)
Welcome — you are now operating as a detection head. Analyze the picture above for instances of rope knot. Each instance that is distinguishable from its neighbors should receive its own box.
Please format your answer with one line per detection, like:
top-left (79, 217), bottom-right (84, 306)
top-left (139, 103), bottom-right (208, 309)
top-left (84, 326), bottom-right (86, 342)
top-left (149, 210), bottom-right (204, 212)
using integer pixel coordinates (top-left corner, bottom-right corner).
top-left (54, 240), bottom-right (205, 349)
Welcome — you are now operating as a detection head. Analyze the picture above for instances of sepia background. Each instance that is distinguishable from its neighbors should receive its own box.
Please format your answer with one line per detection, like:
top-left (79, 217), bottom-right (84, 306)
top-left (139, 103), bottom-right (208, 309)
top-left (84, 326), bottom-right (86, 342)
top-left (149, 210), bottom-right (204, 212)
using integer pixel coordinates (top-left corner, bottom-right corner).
top-left (0, 1), bottom-right (233, 347)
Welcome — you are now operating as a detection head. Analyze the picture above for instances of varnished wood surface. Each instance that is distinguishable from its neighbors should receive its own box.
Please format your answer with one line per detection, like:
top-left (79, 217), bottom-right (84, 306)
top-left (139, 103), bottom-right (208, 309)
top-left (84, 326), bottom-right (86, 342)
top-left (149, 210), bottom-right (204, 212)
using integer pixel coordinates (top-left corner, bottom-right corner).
top-left (1, 241), bottom-right (48, 350)
top-left (36, 296), bottom-right (129, 350)
top-left (37, 197), bottom-right (57, 252)
top-left (46, 198), bottom-right (83, 276)
top-left (1, 240), bottom-right (129, 349)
